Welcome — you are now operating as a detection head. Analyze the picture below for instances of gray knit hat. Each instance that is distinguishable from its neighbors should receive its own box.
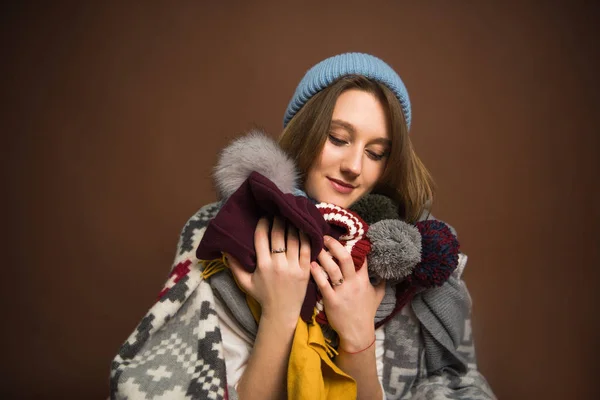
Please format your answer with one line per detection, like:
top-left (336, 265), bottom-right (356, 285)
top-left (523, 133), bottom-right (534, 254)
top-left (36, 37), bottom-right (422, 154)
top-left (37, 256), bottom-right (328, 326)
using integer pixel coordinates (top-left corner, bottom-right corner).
top-left (283, 52), bottom-right (411, 130)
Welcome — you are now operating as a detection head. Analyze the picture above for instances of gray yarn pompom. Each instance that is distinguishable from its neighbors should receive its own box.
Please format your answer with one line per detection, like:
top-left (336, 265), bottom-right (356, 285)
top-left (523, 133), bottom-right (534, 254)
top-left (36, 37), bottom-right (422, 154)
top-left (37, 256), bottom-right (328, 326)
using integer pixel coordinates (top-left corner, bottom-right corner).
top-left (350, 194), bottom-right (400, 225)
top-left (213, 130), bottom-right (298, 200)
top-left (367, 219), bottom-right (421, 281)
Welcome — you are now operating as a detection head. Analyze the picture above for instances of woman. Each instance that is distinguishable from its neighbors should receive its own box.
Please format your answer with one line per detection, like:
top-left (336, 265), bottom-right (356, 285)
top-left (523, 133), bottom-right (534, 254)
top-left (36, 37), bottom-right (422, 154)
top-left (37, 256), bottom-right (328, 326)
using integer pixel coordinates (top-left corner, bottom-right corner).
top-left (110, 52), bottom-right (495, 399)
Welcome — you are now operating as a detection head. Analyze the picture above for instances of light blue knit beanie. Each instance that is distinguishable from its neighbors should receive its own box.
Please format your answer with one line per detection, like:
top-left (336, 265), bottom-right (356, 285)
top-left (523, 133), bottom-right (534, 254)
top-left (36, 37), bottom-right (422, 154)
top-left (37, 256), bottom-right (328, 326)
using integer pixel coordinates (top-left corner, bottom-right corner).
top-left (283, 52), bottom-right (411, 130)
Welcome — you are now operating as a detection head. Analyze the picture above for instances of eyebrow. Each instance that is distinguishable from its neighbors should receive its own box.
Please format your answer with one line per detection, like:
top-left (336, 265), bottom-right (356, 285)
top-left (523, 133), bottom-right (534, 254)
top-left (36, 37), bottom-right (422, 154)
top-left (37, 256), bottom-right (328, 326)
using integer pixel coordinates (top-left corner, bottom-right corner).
top-left (330, 119), bottom-right (391, 146)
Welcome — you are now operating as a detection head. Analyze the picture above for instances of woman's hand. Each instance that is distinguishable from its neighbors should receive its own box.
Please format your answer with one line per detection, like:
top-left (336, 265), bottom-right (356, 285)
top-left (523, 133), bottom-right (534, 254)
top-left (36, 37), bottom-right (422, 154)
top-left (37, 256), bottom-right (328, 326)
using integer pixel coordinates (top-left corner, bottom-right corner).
top-left (311, 235), bottom-right (386, 352)
top-left (231, 216), bottom-right (311, 399)
top-left (227, 216), bottom-right (312, 327)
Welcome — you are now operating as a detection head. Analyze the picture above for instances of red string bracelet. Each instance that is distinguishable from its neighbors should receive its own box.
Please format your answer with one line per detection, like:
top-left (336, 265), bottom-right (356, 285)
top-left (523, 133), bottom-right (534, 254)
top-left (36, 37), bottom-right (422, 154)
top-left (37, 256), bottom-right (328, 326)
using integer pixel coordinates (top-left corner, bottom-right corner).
top-left (339, 336), bottom-right (376, 355)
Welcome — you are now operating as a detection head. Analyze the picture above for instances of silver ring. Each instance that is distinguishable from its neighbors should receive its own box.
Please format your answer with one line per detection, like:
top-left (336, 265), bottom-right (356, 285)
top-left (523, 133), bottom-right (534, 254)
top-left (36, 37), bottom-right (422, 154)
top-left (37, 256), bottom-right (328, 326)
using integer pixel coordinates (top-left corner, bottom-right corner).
top-left (331, 278), bottom-right (344, 287)
top-left (271, 248), bottom-right (286, 254)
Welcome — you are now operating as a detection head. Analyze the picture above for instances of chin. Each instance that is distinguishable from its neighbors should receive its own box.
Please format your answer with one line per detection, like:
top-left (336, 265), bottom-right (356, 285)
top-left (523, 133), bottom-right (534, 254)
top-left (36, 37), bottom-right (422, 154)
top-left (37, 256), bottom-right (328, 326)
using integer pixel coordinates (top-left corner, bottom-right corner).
top-left (319, 194), bottom-right (355, 208)
top-left (306, 184), bottom-right (362, 209)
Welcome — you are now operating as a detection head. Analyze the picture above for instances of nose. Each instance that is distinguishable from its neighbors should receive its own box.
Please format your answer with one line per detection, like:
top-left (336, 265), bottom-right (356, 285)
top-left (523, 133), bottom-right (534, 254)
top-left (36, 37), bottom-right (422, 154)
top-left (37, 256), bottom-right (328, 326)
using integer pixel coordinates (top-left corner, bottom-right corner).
top-left (340, 147), bottom-right (362, 178)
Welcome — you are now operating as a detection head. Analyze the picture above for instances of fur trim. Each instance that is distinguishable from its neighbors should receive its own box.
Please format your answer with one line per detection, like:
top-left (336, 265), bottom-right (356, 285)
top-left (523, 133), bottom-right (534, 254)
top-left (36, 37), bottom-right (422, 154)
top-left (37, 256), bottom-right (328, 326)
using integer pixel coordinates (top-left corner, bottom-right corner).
top-left (213, 130), bottom-right (298, 200)
top-left (367, 219), bottom-right (421, 281)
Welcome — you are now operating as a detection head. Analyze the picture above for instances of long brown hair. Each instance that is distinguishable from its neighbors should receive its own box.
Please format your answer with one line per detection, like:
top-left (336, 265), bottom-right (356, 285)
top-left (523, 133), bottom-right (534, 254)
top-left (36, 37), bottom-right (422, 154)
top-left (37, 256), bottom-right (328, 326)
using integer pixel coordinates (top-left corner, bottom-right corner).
top-left (278, 75), bottom-right (435, 223)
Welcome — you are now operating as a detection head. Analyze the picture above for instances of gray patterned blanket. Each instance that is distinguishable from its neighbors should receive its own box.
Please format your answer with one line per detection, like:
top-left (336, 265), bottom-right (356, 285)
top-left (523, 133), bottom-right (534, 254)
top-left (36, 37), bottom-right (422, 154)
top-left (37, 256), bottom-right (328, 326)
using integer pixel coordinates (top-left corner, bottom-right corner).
top-left (110, 203), bottom-right (495, 399)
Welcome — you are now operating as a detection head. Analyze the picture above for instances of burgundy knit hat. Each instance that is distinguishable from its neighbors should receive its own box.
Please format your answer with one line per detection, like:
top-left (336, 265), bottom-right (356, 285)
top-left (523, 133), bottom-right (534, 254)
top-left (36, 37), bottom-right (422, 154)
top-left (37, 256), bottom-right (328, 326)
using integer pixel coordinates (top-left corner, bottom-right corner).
top-left (314, 203), bottom-right (372, 325)
top-left (316, 203), bottom-right (371, 270)
top-left (196, 171), bottom-right (329, 271)
top-left (196, 171), bottom-right (373, 322)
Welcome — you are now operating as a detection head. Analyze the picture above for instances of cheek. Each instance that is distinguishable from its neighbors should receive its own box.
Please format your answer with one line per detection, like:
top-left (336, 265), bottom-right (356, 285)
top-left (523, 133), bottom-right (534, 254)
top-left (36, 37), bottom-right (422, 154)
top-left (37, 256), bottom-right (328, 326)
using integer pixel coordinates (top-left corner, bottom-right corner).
top-left (306, 150), bottom-right (327, 179)
top-left (365, 163), bottom-right (386, 190)
top-left (303, 165), bottom-right (320, 196)
top-left (303, 152), bottom-right (328, 198)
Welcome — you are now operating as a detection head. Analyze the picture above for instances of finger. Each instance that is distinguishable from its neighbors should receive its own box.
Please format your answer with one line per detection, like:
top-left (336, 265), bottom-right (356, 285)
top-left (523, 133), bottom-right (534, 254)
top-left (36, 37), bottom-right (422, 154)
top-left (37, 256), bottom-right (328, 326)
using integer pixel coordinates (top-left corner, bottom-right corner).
top-left (317, 248), bottom-right (344, 284)
top-left (224, 252), bottom-right (252, 292)
top-left (270, 216), bottom-right (287, 256)
top-left (298, 231), bottom-right (311, 270)
top-left (323, 236), bottom-right (356, 279)
top-left (310, 261), bottom-right (335, 298)
top-left (286, 224), bottom-right (300, 263)
top-left (254, 217), bottom-right (272, 267)
top-left (356, 258), bottom-right (369, 277)
top-left (374, 279), bottom-right (386, 304)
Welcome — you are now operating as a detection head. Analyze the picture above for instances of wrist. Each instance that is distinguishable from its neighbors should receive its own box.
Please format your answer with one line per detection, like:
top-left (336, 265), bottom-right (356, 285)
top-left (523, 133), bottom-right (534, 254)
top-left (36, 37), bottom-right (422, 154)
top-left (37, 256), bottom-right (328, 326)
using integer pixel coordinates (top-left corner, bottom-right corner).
top-left (338, 335), bottom-right (376, 355)
top-left (259, 309), bottom-right (299, 332)
top-left (338, 330), bottom-right (376, 353)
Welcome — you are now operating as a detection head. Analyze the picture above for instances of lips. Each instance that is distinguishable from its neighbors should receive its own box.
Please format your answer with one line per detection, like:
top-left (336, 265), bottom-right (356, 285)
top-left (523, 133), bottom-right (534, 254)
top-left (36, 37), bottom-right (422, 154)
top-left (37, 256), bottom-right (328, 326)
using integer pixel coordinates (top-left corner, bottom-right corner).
top-left (327, 177), bottom-right (356, 194)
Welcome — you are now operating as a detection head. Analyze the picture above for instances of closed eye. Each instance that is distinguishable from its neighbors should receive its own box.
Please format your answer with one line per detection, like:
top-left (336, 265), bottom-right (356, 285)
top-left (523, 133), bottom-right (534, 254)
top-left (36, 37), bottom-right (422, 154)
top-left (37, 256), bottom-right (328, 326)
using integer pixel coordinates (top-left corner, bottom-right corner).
top-left (367, 150), bottom-right (387, 161)
top-left (328, 134), bottom-right (347, 146)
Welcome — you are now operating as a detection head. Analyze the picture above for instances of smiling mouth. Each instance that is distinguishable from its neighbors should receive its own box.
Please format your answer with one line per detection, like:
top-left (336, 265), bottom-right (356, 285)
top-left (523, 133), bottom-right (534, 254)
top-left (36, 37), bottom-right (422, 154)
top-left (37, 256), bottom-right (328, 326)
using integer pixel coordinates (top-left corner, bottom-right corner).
top-left (327, 177), bottom-right (356, 194)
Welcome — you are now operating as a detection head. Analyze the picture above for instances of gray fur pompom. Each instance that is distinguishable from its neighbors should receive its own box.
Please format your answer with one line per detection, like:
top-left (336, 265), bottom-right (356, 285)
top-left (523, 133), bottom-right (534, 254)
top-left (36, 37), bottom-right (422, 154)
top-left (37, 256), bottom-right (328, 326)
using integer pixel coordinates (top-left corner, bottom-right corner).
top-left (367, 219), bottom-right (421, 281)
top-left (213, 130), bottom-right (298, 200)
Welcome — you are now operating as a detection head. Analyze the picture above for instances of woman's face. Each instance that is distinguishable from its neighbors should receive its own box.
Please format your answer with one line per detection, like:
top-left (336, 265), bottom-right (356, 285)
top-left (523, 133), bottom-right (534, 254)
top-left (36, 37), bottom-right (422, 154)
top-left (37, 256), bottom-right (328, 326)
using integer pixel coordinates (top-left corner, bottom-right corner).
top-left (304, 89), bottom-right (390, 208)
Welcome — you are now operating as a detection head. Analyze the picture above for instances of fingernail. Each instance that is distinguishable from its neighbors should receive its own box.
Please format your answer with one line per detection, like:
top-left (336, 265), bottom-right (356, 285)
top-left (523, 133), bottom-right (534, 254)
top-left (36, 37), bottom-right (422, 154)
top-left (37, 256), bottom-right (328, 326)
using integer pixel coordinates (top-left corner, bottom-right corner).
top-left (323, 235), bottom-right (331, 242)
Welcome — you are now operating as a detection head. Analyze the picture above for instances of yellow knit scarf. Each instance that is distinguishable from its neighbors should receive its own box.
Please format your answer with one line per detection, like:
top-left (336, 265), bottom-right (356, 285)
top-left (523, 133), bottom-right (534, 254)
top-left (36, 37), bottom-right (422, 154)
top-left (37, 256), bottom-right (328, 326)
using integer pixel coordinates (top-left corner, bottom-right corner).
top-left (200, 257), bottom-right (357, 399)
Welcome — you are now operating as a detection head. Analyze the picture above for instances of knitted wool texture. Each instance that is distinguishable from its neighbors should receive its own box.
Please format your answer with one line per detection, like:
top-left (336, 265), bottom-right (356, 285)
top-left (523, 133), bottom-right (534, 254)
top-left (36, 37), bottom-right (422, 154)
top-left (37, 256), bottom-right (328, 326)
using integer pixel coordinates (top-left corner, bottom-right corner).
top-left (283, 52), bottom-right (412, 129)
top-left (316, 202), bottom-right (371, 268)
top-left (110, 203), bottom-right (497, 400)
top-left (314, 203), bottom-right (371, 325)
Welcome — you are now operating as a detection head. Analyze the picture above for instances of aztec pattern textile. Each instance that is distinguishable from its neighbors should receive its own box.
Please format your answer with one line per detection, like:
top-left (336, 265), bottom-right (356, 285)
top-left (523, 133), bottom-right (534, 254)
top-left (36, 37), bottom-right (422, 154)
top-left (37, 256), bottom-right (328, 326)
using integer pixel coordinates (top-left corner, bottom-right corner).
top-left (382, 279), bottom-right (495, 399)
top-left (110, 203), bottom-right (229, 399)
top-left (110, 202), bottom-right (496, 399)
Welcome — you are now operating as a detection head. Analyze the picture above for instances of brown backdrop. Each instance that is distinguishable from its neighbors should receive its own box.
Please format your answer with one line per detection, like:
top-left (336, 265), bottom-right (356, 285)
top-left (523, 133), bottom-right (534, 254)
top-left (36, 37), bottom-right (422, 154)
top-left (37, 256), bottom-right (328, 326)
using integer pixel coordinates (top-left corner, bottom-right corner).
top-left (2, 1), bottom-right (599, 399)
